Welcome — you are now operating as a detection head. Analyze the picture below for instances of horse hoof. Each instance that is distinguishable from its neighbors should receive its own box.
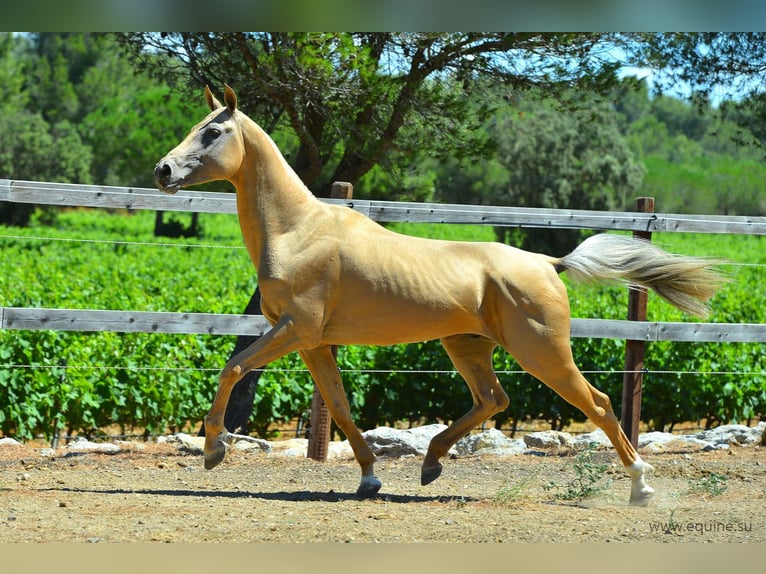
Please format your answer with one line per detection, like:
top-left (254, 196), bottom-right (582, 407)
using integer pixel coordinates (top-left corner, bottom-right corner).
top-left (627, 459), bottom-right (655, 506)
top-left (204, 441), bottom-right (227, 470)
top-left (421, 462), bottom-right (443, 486)
top-left (356, 476), bottom-right (382, 499)
top-left (629, 486), bottom-right (655, 507)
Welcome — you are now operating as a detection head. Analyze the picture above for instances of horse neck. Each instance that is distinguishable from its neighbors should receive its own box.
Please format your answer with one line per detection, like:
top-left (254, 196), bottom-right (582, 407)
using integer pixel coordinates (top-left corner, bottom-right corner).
top-left (230, 114), bottom-right (319, 265)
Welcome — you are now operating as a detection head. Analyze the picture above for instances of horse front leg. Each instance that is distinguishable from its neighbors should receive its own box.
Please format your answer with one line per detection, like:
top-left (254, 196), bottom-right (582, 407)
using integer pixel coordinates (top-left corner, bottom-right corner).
top-left (299, 347), bottom-right (381, 498)
top-left (204, 315), bottom-right (302, 469)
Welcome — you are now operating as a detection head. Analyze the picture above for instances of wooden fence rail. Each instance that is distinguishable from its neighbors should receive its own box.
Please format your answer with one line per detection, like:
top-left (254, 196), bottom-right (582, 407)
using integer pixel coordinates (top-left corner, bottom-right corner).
top-left (2, 307), bottom-right (765, 343)
top-left (3, 179), bottom-right (766, 234)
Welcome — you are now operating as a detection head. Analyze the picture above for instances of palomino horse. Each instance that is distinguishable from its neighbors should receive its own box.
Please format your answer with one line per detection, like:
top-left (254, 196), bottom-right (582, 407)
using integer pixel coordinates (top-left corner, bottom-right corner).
top-left (155, 85), bottom-right (724, 506)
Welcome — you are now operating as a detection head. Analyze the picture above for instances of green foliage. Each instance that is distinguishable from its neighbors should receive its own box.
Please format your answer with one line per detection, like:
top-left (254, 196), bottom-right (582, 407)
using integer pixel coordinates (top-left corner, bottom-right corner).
top-left (494, 472), bottom-right (540, 504)
top-left (687, 473), bottom-right (729, 497)
top-left (116, 33), bottom-right (692, 199)
top-left (81, 85), bottom-right (210, 188)
top-left (436, 93), bottom-right (645, 254)
top-left (2, 210), bottom-right (763, 441)
top-left (639, 155), bottom-right (766, 215)
top-left (1, 33), bottom-right (765, 440)
top-left (543, 442), bottom-right (613, 502)
top-left (0, 210), bottom-right (254, 439)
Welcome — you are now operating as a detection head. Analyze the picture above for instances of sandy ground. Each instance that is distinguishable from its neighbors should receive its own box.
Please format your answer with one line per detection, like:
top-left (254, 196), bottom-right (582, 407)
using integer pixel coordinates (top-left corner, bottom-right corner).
top-left (1, 437), bottom-right (764, 544)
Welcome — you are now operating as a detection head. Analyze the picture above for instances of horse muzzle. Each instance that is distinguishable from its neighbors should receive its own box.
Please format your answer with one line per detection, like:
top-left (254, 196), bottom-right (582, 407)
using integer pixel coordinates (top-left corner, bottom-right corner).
top-left (154, 161), bottom-right (180, 194)
top-left (154, 160), bottom-right (190, 193)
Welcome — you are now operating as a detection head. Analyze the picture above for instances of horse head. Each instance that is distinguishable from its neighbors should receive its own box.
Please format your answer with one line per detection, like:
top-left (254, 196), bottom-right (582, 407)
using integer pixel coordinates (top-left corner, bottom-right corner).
top-left (154, 85), bottom-right (244, 194)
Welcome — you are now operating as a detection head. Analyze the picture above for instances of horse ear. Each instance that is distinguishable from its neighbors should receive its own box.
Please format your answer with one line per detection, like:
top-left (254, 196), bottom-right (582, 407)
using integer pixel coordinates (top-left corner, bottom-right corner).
top-left (204, 85), bottom-right (222, 111)
top-left (223, 84), bottom-right (238, 112)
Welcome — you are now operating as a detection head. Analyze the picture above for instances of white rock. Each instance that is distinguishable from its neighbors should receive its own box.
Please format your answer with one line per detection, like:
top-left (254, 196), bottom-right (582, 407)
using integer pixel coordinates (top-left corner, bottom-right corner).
top-left (162, 433), bottom-right (205, 455)
top-left (163, 422), bottom-right (766, 461)
top-left (695, 424), bottom-right (762, 446)
top-left (569, 428), bottom-right (611, 448)
top-left (523, 430), bottom-right (573, 449)
top-left (269, 438), bottom-right (309, 457)
top-left (0, 437), bottom-right (22, 447)
top-left (638, 431), bottom-right (679, 448)
top-left (456, 428), bottom-right (526, 456)
top-left (232, 438), bottom-right (272, 453)
top-left (328, 440), bottom-right (354, 459)
top-left (66, 437), bottom-right (121, 454)
top-left (225, 433), bottom-right (272, 453)
top-left (362, 424), bottom-right (453, 457)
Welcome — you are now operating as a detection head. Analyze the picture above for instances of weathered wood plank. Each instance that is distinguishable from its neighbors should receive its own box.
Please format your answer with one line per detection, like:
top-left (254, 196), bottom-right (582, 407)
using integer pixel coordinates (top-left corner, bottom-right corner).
top-left (2, 307), bottom-right (765, 343)
top-left (1, 180), bottom-right (238, 214)
top-left (570, 318), bottom-right (766, 343)
top-left (570, 318), bottom-right (654, 340)
top-left (654, 321), bottom-right (766, 343)
top-left (1, 307), bottom-right (271, 337)
top-left (3, 179), bottom-right (766, 234)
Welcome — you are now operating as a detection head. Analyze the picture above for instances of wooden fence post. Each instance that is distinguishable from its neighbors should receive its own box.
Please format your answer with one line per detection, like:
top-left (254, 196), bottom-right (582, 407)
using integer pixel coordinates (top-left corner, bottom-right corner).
top-left (620, 196), bottom-right (655, 448)
top-left (306, 182), bottom-right (353, 462)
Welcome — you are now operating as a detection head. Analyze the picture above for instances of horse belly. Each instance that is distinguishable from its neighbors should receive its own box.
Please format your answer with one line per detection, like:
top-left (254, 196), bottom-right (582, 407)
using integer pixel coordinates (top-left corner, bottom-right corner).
top-left (321, 287), bottom-right (487, 346)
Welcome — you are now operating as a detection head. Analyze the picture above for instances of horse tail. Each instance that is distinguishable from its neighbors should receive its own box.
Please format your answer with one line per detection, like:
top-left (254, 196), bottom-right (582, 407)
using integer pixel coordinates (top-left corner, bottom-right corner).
top-left (553, 233), bottom-right (728, 319)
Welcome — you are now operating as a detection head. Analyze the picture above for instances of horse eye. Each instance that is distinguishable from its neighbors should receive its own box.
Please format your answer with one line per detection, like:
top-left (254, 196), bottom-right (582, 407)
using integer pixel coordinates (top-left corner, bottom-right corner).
top-left (207, 127), bottom-right (222, 139)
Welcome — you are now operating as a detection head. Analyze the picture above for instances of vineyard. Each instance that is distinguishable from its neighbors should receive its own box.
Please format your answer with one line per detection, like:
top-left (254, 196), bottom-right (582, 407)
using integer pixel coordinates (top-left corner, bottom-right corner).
top-left (1, 205), bottom-right (765, 442)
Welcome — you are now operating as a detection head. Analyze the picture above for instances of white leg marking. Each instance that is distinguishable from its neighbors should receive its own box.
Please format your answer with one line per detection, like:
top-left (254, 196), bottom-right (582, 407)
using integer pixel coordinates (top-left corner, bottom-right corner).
top-left (626, 456), bottom-right (655, 507)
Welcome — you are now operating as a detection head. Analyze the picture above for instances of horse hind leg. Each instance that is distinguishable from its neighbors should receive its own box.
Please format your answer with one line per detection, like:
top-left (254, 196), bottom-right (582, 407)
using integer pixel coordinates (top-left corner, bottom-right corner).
top-left (513, 340), bottom-right (655, 506)
top-left (566, 378), bottom-right (654, 506)
top-left (422, 335), bottom-right (508, 486)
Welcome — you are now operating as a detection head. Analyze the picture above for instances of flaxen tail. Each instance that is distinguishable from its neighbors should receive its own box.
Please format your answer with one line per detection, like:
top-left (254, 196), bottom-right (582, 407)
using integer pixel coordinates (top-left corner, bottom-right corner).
top-left (555, 234), bottom-right (727, 319)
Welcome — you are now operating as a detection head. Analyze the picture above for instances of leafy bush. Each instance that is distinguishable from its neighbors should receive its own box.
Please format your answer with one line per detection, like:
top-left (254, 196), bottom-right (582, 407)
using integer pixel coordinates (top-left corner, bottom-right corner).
top-left (0, 212), bottom-right (763, 440)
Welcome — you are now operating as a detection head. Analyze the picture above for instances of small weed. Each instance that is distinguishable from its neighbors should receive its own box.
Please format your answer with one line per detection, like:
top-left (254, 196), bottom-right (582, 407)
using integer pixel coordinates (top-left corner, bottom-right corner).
top-left (687, 473), bottom-right (728, 497)
top-left (494, 475), bottom-right (537, 504)
top-left (543, 442), bottom-right (612, 502)
top-left (664, 509), bottom-right (682, 534)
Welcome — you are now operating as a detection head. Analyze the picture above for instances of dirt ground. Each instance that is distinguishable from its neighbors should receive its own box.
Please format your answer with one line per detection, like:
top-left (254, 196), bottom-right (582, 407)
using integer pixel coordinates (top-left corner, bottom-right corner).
top-left (1, 438), bottom-right (764, 543)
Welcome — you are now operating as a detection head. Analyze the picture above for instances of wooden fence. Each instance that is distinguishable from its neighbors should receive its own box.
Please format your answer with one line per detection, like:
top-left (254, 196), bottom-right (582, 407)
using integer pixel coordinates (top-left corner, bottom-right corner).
top-left (2, 179), bottom-right (766, 450)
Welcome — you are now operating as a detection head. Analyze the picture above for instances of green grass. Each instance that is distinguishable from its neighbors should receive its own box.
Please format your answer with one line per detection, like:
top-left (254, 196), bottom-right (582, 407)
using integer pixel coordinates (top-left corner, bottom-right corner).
top-left (543, 442), bottom-right (613, 502)
top-left (687, 473), bottom-right (729, 497)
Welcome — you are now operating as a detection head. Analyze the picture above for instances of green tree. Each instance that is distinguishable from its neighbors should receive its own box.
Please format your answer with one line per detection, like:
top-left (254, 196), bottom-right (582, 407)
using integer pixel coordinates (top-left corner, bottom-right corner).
top-left (24, 33), bottom-right (100, 125)
top-left (438, 98), bottom-right (644, 254)
top-left (630, 33), bottom-right (766, 157)
top-left (0, 33), bottom-right (28, 110)
top-left (114, 32), bottom-right (629, 198)
top-left (81, 86), bottom-right (209, 188)
top-left (650, 94), bottom-right (711, 141)
top-left (0, 33), bottom-right (208, 231)
top-left (0, 34), bottom-right (97, 225)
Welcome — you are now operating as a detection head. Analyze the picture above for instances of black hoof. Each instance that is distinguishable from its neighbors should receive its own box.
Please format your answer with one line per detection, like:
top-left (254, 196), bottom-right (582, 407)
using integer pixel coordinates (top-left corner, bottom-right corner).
top-left (421, 463), bottom-right (443, 486)
top-left (204, 441), bottom-right (227, 470)
top-left (356, 476), bottom-right (383, 499)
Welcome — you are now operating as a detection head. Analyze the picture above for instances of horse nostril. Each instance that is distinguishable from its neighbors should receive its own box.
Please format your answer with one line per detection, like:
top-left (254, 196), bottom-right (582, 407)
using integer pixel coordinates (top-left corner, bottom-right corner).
top-left (155, 162), bottom-right (172, 182)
